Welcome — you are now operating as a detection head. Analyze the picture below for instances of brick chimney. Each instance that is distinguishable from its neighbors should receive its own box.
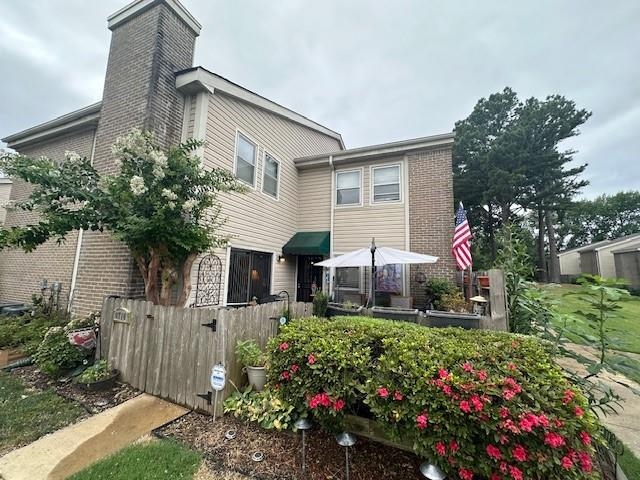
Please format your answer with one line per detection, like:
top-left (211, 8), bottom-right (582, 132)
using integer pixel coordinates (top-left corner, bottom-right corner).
top-left (71, 0), bottom-right (201, 317)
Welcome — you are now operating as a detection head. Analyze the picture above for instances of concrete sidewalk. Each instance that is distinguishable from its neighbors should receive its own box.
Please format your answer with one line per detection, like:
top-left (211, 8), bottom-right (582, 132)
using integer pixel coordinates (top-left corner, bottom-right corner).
top-left (558, 344), bottom-right (640, 458)
top-left (0, 393), bottom-right (188, 480)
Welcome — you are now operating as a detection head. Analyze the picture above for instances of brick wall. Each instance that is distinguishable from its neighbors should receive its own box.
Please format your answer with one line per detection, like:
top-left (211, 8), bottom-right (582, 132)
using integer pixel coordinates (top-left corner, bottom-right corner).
top-left (408, 147), bottom-right (457, 308)
top-left (0, 129), bottom-right (96, 306)
top-left (71, 1), bottom-right (197, 317)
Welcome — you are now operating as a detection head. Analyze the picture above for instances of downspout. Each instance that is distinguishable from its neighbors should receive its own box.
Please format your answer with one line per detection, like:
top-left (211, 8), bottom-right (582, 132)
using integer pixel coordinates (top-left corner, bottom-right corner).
top-left (68, 129), bottom-right (98, 313)
top-left (328, 155), bottom-right (335, 297)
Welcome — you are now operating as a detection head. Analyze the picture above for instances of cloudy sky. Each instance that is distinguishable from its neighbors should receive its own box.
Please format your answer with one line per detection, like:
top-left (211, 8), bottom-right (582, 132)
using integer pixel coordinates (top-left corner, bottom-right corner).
top-left (1, 0), bottom-right (638, 197)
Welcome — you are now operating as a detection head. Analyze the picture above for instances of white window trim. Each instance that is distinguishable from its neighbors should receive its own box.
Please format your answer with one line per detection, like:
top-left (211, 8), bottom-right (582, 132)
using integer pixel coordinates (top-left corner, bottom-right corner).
top-left (261, 150), bottom-right (280, 200)
top-left (233, 129), bottom-right (258, 189)
top-left (370, 163), bottom-right (403, 205)
top-left (334, 167), bottom-right (363, 208)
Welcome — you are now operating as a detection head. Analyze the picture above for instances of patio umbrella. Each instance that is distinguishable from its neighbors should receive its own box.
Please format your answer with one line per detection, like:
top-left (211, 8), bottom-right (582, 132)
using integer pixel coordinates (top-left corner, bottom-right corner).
top-left (315, 239), bottom-right (438, 306)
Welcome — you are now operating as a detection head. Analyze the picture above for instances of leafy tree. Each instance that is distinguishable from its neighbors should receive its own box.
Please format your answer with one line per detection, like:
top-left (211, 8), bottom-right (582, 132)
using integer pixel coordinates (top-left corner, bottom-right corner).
top-left (557, 191), bottom-right (640, 249)
top-left (454, 87), bottom-right (591, 280)
top-left (0, 129), bottom-right (244, 306)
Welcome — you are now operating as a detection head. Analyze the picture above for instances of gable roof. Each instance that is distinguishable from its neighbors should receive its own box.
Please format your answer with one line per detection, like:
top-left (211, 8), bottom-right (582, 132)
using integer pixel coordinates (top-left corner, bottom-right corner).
top-left (175, 67), bottom-right (344, 148)
top-left (611, 238), bottom-right (640, 254)
top-left (294, 133), bottom-right (455, 169)
top-left (2, 102), bottom-right (102, 149)
top-left (577, 233), bottom-right (640, 253)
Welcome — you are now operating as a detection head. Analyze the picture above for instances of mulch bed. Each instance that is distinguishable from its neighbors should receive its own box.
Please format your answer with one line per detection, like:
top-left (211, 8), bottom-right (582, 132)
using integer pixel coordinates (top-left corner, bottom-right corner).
top-left (9, 365), bottom-right (141, 414)
top-left (156, 412), bottom-right (424, 480)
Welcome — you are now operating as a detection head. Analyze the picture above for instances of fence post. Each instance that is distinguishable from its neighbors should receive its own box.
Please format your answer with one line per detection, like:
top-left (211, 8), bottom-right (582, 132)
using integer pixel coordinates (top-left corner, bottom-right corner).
top-left (488, 269), bottom-right (508, 331)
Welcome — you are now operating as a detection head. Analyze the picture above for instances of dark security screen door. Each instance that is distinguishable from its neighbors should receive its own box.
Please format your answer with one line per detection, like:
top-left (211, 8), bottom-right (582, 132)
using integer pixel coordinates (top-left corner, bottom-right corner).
top-left (297, 255), bottom-right (323, 302)
top-left (227, 248), bottom-right (272, 304)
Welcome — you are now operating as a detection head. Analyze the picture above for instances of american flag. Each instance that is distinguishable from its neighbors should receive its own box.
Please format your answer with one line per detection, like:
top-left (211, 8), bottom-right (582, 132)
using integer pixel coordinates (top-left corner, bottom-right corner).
top-left (452, 202), bottom-right (472, 270)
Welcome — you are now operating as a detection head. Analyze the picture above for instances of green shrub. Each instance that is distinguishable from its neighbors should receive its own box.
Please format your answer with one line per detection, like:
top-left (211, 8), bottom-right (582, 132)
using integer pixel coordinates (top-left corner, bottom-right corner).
top-left (235, 339), bottom-right (266, 367)
top-left (224, 386), bottom-right (296, 431)
top-left (33, 327), bottom-right (87, 377)
top-left (425, 278), bottom-right (456, 310)
top-left (439, 291), bottom-right (468, 312)
top-left (268, 317), bottom-right (601, 480)
top-left (312, 291), bottom-right (329, 317)
top-left (0, 313), bottom-right (67, 356)
top-left (77, 360), bottom-right (111, 383)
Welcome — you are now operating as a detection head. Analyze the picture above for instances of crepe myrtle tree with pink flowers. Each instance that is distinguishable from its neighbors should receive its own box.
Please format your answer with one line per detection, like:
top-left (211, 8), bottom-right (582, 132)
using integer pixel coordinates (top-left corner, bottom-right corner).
top-left (267, 317), bottom-right (603, 480)
top-left (0, 129), bottom-right (244, 306)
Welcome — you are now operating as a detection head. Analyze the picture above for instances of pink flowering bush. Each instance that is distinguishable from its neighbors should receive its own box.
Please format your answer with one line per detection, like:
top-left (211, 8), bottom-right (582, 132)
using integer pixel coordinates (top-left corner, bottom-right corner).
top-left (267, 317), bottom-right (602, 479)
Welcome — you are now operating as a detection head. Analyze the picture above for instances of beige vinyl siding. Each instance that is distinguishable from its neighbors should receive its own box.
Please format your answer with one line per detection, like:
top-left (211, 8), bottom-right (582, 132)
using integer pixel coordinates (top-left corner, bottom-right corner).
top-left (558, 251), bottom-right (581, 275)
top-left (0, 181), bottom-right (11, 224)
top-left (190, 91), bottom-right (340, 304)
top-left (333, 156), bottom-right (406, 253)
top-left (298, 166), bottom-right (331, 231)
top-left (597, 239), bottom-right (640, 278)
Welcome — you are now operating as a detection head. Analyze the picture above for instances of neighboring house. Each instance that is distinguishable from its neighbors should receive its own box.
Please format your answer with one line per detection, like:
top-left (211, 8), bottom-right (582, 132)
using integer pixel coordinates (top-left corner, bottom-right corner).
top-left (0, 177), bottom-right (11, 224)
top-left (574, 234), bottom-right (640, 278)
top-left (613, 245), bottom-right (640, 291)
top-left (558, 239), bottom-right (613, 277)
top-left (0, 0), bottom-right (455, 316)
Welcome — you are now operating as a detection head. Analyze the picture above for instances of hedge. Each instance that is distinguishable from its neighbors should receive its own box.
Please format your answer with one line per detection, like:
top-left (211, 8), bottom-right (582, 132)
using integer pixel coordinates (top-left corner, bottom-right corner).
top-left (267, 317), bottom-right (601, 480)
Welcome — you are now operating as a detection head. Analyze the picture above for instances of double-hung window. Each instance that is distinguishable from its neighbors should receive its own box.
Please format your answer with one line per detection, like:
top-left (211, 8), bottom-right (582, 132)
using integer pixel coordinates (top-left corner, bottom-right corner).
top-left (372, 165), bottom-right (401, 203)
top-left (235, 133), bottom-right (257, 186)
top-left (262, 152), bottom-right (279, 198)
top-left (336, 170), bottom-right (361, 206)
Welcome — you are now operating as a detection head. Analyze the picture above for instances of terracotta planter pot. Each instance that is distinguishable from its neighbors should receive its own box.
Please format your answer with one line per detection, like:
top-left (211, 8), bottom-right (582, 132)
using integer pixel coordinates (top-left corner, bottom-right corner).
top-left (246, 366), bottom-right (267, 392)
top-left (478, 276), bottom-right (490, 288)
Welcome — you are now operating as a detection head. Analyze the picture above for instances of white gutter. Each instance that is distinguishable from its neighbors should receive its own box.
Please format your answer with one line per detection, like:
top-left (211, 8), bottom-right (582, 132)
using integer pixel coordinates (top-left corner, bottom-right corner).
top-left (328, 155), bottom-right (335, 295)
top-left (67, 130), bottom-right (98, 313)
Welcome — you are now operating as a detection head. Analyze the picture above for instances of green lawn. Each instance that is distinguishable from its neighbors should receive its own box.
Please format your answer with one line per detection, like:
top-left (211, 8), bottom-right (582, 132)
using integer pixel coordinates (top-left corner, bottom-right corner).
top-left (543, 283), bottom-right (640, 355)
top-left (0, 373), bottom-right (85, 452)
top-left (69, 439), bottom-right (202, 480)
top-left (619, 445), bottom-right (640, 480)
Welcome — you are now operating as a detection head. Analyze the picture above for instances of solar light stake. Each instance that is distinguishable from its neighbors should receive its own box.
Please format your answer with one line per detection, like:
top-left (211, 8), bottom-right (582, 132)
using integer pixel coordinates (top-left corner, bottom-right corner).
top-left (419, 461), bottom-right (446, 480)
top-left (335, 432), bottom-right (356, 480)
top-left (294, 418), bottom-right (313, 477)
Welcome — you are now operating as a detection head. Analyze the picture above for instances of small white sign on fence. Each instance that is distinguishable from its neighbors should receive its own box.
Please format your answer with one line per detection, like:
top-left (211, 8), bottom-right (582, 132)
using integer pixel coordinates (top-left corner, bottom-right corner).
top-left (113, 307), bottom-right (130, 324)
top-left (210, 363), bottom-right (226, 392)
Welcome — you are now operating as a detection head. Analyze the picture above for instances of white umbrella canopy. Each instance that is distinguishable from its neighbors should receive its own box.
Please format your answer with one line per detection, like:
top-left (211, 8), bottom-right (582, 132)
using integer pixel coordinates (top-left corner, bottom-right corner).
top-left (315, 246), bottom-right (438, 268)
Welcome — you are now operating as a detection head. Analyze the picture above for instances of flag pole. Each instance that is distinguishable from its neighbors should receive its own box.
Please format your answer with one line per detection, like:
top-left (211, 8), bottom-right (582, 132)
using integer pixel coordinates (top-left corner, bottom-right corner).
top-left (467, 265), bottom-right (473, 301)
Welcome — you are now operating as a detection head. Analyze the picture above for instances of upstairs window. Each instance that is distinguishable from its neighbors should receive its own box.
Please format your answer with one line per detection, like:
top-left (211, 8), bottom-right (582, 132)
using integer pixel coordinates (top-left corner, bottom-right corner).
top-left (336, 170), bottom-right (361, 206)
top-left (235, 132), bottom-right (256, 186)
top-left (262, 152), bottom-right (280, 198)
top-left (372, 165), bottom-right (401, 203)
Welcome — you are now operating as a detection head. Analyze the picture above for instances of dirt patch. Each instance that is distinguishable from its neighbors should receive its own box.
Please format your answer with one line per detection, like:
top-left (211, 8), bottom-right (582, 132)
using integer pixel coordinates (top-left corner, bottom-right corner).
top-left (156, 412), bottom-right (424, 480)
top-left (9, 365), bottom-right (140, 413)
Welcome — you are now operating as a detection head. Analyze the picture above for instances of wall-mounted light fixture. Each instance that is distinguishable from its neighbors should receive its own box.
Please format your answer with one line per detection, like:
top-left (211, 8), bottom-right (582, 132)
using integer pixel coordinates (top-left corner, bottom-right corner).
top-left (278, 255), bottom-right (286, 263)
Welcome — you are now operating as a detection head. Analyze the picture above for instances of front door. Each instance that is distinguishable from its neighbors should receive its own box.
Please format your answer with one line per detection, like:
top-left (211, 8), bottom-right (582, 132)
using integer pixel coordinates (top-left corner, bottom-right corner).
top-left (297, 255), bottom-right (323, 302)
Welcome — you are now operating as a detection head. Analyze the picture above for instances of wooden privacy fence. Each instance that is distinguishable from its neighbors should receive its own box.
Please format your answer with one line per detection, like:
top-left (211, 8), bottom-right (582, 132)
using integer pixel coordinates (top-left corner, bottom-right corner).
top-left (98, 297), bottom-right (313, 415)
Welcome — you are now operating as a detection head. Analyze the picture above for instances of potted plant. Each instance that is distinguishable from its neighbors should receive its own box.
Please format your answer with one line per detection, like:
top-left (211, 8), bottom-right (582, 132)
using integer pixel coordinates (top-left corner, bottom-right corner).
top-left (75, 360), bottom-right (119, 391)
top-left (236, 339), bottom-right (267, 391)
